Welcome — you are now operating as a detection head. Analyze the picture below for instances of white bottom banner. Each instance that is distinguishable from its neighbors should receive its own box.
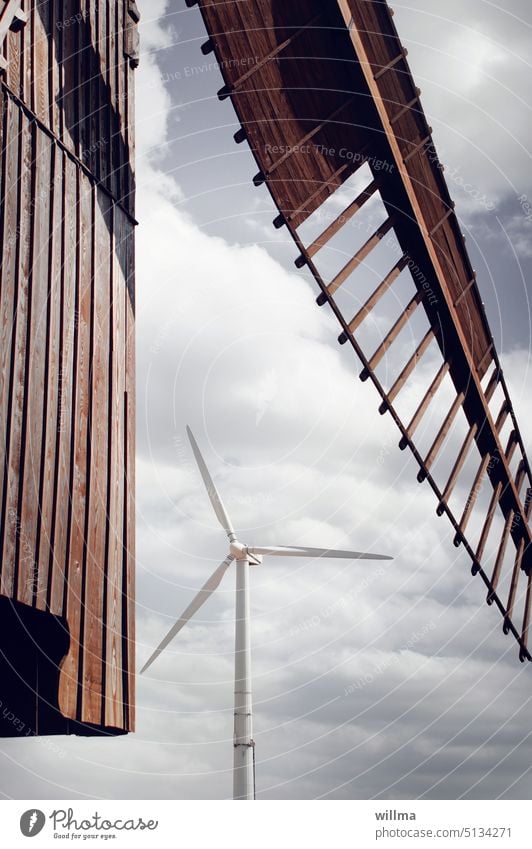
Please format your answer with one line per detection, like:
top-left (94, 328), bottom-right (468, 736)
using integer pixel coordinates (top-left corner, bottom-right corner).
top-left (0, 800), bottom-right (529, 847)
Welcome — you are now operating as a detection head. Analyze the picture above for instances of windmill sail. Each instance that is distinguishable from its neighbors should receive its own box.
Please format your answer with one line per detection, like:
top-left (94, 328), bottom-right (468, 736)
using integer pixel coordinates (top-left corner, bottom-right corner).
top-left (188, 0), bottom-right (532, 661)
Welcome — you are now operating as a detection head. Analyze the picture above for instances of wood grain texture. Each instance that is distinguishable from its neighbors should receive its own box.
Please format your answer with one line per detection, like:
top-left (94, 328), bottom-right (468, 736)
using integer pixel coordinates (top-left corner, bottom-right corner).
top-left (0, 0), bottom-right (136, 734)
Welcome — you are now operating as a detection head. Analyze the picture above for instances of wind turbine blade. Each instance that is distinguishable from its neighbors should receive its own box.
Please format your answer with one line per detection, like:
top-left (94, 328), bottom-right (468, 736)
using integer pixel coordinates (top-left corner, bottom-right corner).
top-left (247, 545), bottom-right (393, 561)
top-left (140, 555), bottom-right (234, 674)
top-left (187, 426), bottom-right (235, 537)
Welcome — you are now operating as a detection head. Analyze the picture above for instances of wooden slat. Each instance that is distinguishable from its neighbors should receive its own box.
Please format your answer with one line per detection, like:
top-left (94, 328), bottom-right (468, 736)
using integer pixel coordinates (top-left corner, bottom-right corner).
top-left (255, 96), bottom-right (356, 185)
top-left (49, 153), bottom-right (76, 617)
top-left (282, 159), bottom-right (362, 230)
top-left (1, 111), bottom-right (32, 599)
top-left (473, 481), bottom-right (503, 567)
top-left (400, 360), bottom-right (450, 447)
top-left (35, 141), bottom-right (62, 610)
top-left (124, 215), bottom-right (135, 730)
top-left (505, 539), bottom-right (525, 633)
top-left (419, 391), bottom-right (466, 479)
top-left (221, 12), bottom-right (323, 96)
top-left (403, 133), bottom-right (432, 164)
top-left (362, 291), bottom-right (422, 376)
top-left (488, 510), bottom-right (515, 602)
top-left (390, 90), bottom-right (421, 125)
top-left (374, 47), bottom-right (407, 80)
top-left (340, 255), bottom-right (408, 340)
top-left (32, 0), bottom-right (49, 124)
top-left (17, 125), bottom-right (51, 607)
top-left (81, 185), bottom-right (109, 724)
top-left (437, 422), bottom-right (478, 515)
top-left (521, 573), bottom-right (532, 660)
top-left (327, 218), bottom-right (393, 297)
top-left (58, 171), bottom-right (92, 722)
top-left (454, 453), bottom-right (491, 544)
top-left (105, 204), bottom-right (125, 728)
top-left (303, 179), bottom-right (379, 261)
top-left (381, 326), bottom-right (434, 408)
top-left (0, 94), bottom-right (20, 596)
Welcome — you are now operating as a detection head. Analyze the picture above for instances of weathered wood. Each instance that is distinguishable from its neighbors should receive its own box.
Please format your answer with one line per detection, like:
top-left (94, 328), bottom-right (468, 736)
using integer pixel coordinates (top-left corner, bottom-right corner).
top-left (302, 179), bottom-right (379, 262)
top-left (488, 510), bottom-right (515, 602)
top-left (1, 112), bottom-right (33, 599)
top-left (400, 361), bottom-right (450, 448)
top-left (374, 48), bottom-right (407, 80)
top-left (105, 204), bottom-right (125, 729)
top-left (454, 453), bottom-right (491, 545)
top-left (381, 327), bottom-right (434, 409)
top-left (0, 0), bottom-right (136, 734)
top-left (17, 125), bottom-right (51, 608)
top-left (419, 391), bottom-right (466, 480)
top-left (437, 422), bottom-right (478, 515)
top-left (49, 152), bottom-right (77, 618)
top-left (326, 218), bottom-right (393, 297)
top-left (340, 255), bottom-right (408, 341)
top-left (59, 173), bottom-right (92, 722)
top-left (0, 95), bottom-right (20, 596)
top-left (362, 292), bottom-right (422, 377)
top-left (81, 186), bottom-right (110, 725)
top-left (35, 141), bottom-right (62, 610)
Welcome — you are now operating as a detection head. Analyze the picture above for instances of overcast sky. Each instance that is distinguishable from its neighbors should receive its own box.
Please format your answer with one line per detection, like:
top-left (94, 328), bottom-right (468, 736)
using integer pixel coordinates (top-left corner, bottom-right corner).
top-left (1, 0), bottom-right (532, 801)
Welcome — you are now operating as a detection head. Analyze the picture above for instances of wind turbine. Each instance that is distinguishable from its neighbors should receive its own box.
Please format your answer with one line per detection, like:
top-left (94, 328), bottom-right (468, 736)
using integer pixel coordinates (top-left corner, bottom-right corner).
top-left (141, 427), bottom-right (393, 800)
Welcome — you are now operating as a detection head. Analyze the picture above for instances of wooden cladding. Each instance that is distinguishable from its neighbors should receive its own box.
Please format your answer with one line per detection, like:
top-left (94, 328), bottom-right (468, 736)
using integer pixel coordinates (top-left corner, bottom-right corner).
top-left (0, 0), bottom-right (136, 735)
top-left (2, 0), bottom-right (136, 216)
top-left (193, 0), bottom-right (532, 662)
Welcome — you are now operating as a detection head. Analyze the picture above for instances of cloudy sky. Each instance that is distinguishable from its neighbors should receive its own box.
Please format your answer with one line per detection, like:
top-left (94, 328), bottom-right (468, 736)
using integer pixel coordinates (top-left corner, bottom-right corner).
top-left (1, 0), bottom-right (532, 800)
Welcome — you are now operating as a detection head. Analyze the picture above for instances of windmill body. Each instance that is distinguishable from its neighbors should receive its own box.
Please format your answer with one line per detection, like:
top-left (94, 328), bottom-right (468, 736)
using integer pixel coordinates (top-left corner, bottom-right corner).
top-left (141, 428), bottom-right (393, 800)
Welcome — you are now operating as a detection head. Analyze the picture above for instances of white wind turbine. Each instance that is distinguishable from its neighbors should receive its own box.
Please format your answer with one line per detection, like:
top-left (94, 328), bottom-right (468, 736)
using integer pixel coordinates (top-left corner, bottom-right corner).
top-left (141, 427), bottom-right (393, 800)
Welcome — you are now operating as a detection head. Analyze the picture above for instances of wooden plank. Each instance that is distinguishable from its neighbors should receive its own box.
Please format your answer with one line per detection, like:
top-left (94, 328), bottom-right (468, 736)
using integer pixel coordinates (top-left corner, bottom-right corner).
top-left (419, 391), bottom-right (466, 478)
top-left (4, 2), bottom-right (22, 96)
top-left (454, 453), bottom-right (491, 544)
top-left (1, 111), bottom-right (33, 600)
top-left (505, 538), bottom-right (525, 633)
top-left (60, 0), bottom-right (79, 154)
top-left (17, 126), bottom-right (51, 607)
top-left (99, 0), bottom-right (109, 186)
top-left (303, 179), bottom-right (379, 260)
top-left (521, 573), bottom-right (532, 660)
top-left (125, 0), bottom-right (135, 216)
top-left (81, 185), bottom-right (109, 724)
top-left (340, 255), bottom-right (408, 339)
top-left (49, 153), bottom-right (76, 617)
top-left (383, 327), bottom-right (434, 408)
top-left (49, 0), bottom-right (61, 134)
top-left (116, 0), bottom-right (125, 204)
top-left (32, 0), bottom-right (49, 124)
top-left (255, 96), bottom-right (356, 185)
top-left (400, 361), bottom-right (450, 447)
top-left (374, 47), bottom-right (407, 80)
top-left (104, 203), bottom-right (125, 729)
top-left (362, 291), bottom-right (422, 375)
top-left (327, 218), bottom-right (393, 297)
top-left (107, 0), bottom-right (117, 198)
top-left (58, 170), bottom-right (92, 721)
top-left (437, 422), bottom-right (478, 515)
top-left (124, 215), bottom-right (135, 730)
top-left (0, 94), bottom-right (20, 596)
top-left (488, 510), bottom-right (515, 601)
top-left (35, 140), bottom-right (62, 610)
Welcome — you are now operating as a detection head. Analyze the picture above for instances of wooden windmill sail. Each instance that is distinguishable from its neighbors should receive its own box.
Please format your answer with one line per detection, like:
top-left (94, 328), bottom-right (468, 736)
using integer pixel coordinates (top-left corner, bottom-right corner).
top-left (186, 0), bottom-right (532, 661)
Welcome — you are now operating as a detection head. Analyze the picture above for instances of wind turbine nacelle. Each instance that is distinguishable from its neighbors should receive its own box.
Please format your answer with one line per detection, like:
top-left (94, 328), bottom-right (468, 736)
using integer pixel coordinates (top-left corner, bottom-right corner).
top-left (229, 542), bottom-right (263, 565)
